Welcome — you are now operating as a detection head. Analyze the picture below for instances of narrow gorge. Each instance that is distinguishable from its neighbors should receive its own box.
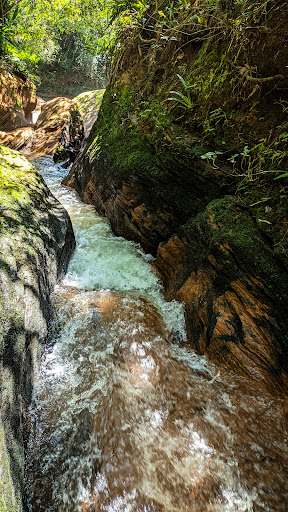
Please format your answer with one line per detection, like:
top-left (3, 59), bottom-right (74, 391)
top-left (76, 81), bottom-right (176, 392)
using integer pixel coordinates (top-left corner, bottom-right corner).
top-left (0, 0), bottom-right (288, 511)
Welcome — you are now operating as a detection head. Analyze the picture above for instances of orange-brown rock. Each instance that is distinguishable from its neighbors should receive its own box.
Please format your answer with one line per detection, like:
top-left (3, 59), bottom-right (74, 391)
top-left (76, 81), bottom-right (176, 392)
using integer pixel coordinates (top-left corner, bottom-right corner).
top-left (0, 127), bottom-right (35, 151)
top-left (32, 97), bottom-right (84, 155)
top-left (0, 68), bottom-right (36, 131)
top-left (64, 169), bottom-right (183, 254)
top-left (65, 134), bottom-right (288, 394)
top-left (0, 97), bottom-right (84, 157)
top-left (152, 197), bottom-right (288, 395)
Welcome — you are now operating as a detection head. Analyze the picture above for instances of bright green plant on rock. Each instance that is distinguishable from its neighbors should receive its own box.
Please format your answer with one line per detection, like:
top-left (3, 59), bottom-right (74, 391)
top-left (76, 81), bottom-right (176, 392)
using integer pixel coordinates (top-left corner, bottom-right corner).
top-left (165, 74), bottom-right (195, 109)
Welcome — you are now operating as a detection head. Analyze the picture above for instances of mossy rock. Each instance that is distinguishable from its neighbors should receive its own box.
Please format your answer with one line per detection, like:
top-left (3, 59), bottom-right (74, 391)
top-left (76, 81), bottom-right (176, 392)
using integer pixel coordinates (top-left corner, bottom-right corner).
top-left (0, 145), bottom-right (75, 510)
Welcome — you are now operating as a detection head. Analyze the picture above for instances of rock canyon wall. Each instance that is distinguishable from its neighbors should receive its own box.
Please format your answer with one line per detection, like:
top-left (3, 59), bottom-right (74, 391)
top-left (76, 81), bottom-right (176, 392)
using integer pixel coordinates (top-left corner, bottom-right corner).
top-left (64, 0), bottom-right (288, 395)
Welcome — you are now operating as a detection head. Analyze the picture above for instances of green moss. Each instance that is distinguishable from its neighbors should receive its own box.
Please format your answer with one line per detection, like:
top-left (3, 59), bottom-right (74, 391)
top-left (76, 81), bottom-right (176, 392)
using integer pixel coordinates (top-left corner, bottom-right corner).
top-left (0, 145), bottom-right (44, 203)
top-left (0, 146), bottom-right (53, 244)
top-left (80, 25), bottom-right (288, 265)
top-left (199, 196), bottom-right (287, 292)
top-left (119, 85), bottom-right (134, 115)
top-left (188, 48), bottom-right (229, 105)
top-left (0, 419), bottom-right (18, 512)
top-left (0, 146), bottom-right (54, 512)
top-left (87, 87), bottom-right (162, 178)
top-left (207, 199), bottom-right (256, 251)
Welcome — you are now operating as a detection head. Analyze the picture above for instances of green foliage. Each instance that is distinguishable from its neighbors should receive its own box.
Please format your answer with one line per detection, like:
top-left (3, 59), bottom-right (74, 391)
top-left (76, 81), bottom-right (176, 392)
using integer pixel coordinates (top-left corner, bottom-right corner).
top-left (225, 131), bottom-right (288, 181)
top-left (109, 0), bottom-right (144, 22)
top-left (202, 108), bottom-right (227, 137)
top-left (0, 0), bottom-right (144, 81)
top-left (87, 86), bottom-right (162, 177)
top-left (200, 150), bottom-right (223, 167)
top-left (165, 74), bottom-right (195, 109)
top-left (0, 1), bottom-right (20, 57)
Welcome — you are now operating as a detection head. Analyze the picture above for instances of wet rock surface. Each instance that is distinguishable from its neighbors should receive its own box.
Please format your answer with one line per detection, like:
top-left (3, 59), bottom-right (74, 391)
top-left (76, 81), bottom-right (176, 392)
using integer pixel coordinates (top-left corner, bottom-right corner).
top-left (0, 146), bottom-right (75, 510)
top-left (152, 197), bottom-right (288, 395)
top-left (64, 168), bottom-right (182, 254)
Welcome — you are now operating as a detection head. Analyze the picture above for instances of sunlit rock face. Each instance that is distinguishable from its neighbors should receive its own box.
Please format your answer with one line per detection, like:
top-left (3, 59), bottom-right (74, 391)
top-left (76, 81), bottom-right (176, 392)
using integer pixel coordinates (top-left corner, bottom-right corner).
top-left (0, 97), bottom-right (84, 158)
top-left (33, 97), bottom-right (84, 156)
top-left (153, 197), bottom-right (288, 395)
top-left (0, 126), bottom-right (35, 152)
top-left (74, 89), bottom-right (105, 137)
top-left (0, 146), bottom-right (75, 511)
top-left (0, 69), bottom-right (36, 131)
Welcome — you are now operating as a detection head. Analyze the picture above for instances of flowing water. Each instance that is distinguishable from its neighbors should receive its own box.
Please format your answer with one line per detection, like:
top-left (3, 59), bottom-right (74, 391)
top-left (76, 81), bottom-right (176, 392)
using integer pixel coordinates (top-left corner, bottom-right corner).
top-left (25, 157), bottom-right (288, 512)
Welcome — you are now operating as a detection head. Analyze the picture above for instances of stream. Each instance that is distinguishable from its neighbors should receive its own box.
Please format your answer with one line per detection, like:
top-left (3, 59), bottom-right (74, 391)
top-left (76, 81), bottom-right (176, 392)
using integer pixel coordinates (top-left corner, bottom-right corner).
top-left (24, 157), bottom-right (288, 512)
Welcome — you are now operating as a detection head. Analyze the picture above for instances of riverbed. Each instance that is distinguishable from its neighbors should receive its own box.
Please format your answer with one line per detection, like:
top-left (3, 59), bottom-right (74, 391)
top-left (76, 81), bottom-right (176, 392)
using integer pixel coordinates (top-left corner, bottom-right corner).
top-left (24, 157), bottom-right (288, 512)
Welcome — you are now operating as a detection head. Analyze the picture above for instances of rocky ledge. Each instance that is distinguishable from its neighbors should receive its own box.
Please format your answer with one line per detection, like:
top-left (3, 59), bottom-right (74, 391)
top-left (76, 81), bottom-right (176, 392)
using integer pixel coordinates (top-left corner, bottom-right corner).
top-left (0, 145), bottom-right (75, 511)
top-left (0, 97), bottom-right (84, 160)
top-left (152, 197), bottom-right (288, 395)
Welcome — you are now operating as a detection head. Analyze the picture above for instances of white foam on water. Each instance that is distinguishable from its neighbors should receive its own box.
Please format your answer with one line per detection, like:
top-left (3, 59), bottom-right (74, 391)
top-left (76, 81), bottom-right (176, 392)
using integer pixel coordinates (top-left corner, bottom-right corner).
top-left (25, 156), bottom-right (288, 512)
top-left (34, 156), bottom-right (186, 341)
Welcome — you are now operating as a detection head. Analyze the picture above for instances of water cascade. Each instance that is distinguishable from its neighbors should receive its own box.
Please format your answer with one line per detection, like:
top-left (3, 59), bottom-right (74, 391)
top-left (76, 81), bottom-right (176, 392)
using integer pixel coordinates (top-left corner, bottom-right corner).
top-left (24, 157), bottom-right (288, 512)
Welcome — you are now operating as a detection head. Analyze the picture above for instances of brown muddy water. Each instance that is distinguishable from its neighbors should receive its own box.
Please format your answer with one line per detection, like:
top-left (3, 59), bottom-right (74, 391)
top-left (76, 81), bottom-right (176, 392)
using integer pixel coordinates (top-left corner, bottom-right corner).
top-left (24, 157), bottom-right (288, 512)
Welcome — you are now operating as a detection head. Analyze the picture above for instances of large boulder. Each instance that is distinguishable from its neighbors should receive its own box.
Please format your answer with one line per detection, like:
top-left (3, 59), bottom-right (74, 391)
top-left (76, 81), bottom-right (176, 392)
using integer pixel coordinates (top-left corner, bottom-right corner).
top-left (0, 97), bottom-right (85, 159)
top-left (0, 69), bottom-right (36, 131)
top-left (152, 197), bottom-right (288, 395)
top-left (74, 89), bottom-right (105, 136)
top-left (0, 145), bottom-right (75, 510)
top-left (0, 127), bottom-right (35, 152)
top-left (33, 97), bottom-right (84, 156)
